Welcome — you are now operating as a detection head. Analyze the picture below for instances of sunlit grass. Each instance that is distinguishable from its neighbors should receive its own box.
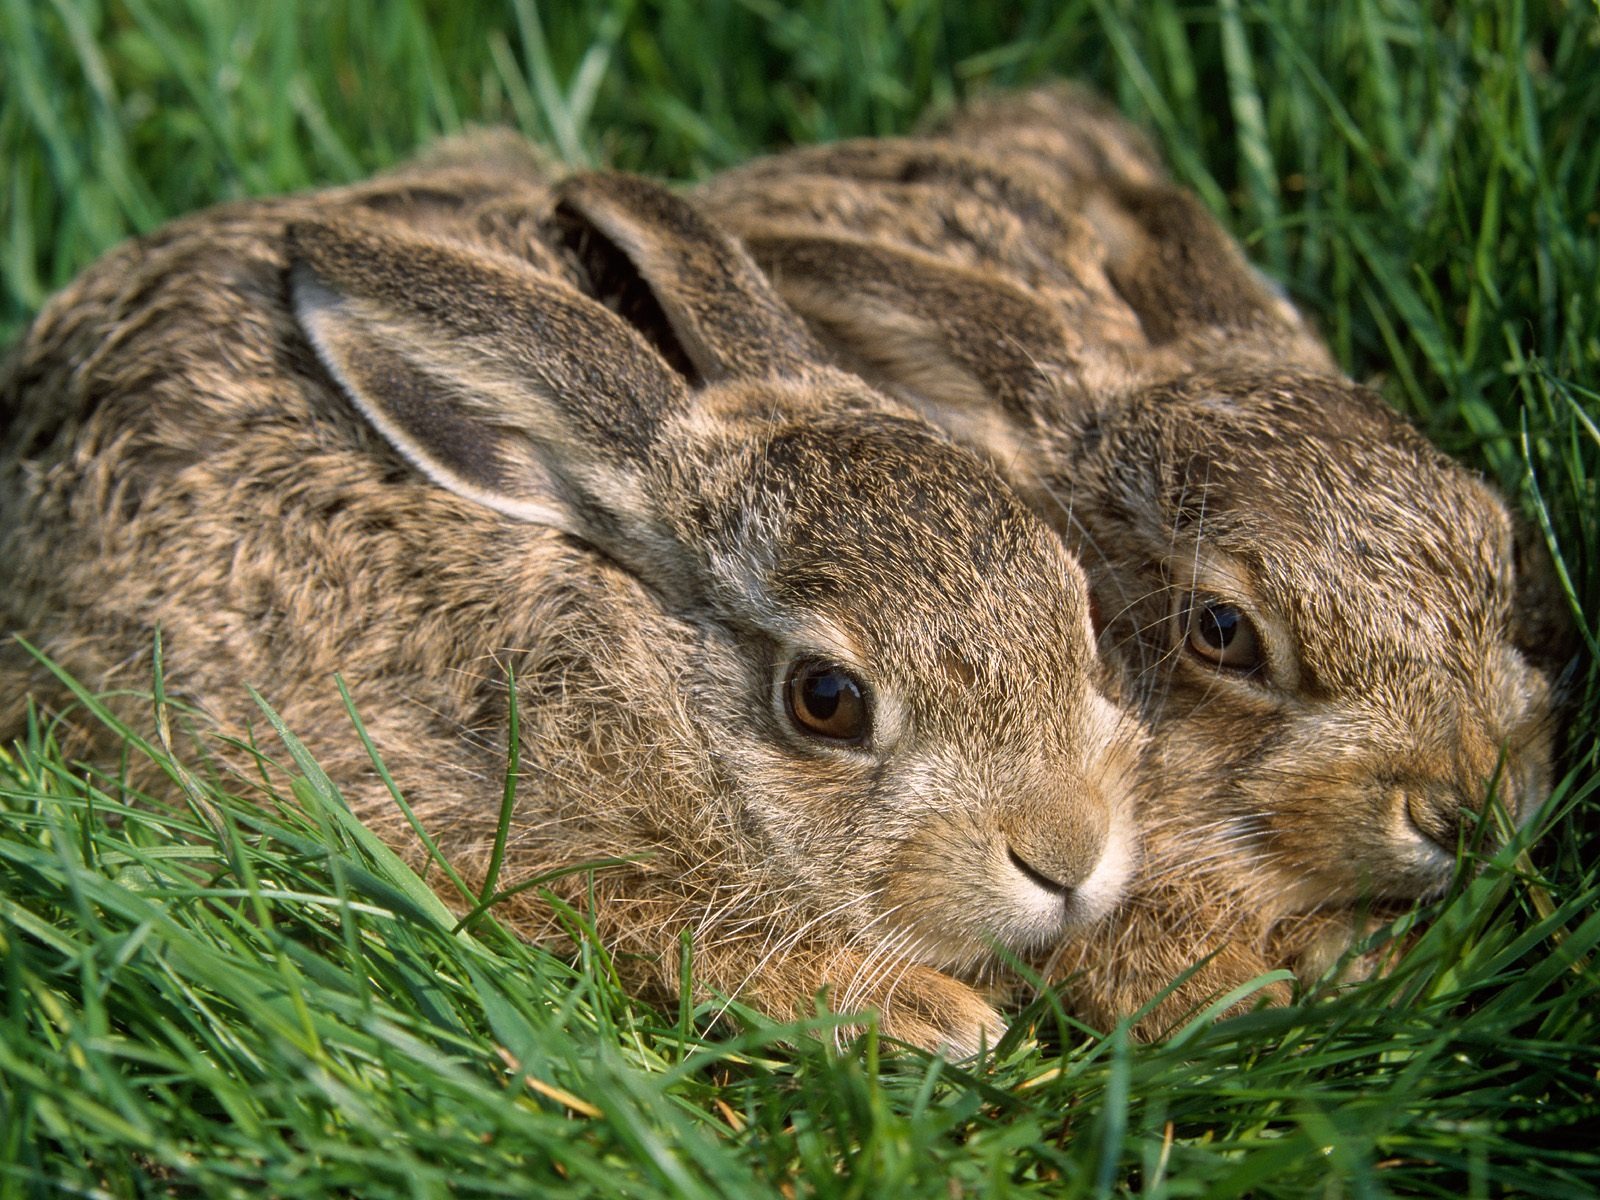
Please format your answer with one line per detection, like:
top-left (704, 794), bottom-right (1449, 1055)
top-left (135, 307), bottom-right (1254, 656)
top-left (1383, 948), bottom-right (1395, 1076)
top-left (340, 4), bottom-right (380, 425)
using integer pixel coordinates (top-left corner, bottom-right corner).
top-left (2, 1), bottom-right (1597, 1194)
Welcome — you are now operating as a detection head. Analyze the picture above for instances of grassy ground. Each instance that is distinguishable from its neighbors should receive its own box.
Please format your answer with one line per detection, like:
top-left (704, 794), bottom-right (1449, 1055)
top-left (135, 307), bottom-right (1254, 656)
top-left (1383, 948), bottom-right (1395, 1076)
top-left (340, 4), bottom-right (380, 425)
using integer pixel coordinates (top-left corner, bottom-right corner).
top-left (2, 1), bottom-right (1598, 1196)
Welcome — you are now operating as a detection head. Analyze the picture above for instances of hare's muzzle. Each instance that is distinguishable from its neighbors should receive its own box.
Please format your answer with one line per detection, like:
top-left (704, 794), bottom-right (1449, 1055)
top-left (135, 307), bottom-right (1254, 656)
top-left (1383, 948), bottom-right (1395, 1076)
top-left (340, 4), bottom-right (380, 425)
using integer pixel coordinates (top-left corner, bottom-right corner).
top-left (1007, 844), bottom-right (1077, 896)
top-left (999, 779), bottom-right (1134, 933)
top-left (1401, 772), bottom-right (1522, 859)
top-left (1001, 815), bottom-right (1102, 896)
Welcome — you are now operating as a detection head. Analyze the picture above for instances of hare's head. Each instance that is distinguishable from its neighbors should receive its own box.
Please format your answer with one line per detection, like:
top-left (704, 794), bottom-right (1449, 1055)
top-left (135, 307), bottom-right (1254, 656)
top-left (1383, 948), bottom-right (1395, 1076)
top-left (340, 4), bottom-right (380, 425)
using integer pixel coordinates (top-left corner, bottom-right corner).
top-left (1058, 368), bottom-right (1557, 902)
top-left (286, 173), bottom-right (1139, 972)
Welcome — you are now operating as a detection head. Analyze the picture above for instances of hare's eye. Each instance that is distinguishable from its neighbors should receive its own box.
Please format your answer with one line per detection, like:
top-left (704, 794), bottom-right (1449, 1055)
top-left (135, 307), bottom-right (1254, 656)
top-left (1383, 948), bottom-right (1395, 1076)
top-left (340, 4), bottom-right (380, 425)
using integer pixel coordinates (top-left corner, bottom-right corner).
top-left (1181, 595), bottom-right (1265, 675)
top-left (784, 659), bottom-right (870, 744)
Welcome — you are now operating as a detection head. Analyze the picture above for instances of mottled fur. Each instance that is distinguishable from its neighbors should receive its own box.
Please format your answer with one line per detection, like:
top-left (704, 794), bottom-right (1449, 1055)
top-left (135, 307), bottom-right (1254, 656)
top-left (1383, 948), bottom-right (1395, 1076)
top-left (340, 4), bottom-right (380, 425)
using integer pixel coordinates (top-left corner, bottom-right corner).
top-left (698, 84), bottom-right (1562, 1034)
top-left (0, 154), bottom-right (1145, 1054)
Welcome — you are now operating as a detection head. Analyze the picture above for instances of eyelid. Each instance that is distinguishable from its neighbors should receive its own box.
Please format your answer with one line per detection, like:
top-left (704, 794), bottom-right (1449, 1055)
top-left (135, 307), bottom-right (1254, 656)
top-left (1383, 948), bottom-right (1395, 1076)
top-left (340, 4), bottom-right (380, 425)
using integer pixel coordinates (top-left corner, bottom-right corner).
top-left (1172, 590), bottom-right (1270, 682)
top-left (773, 631), bottom-right (910, 750)
top-left (1161, 550), bottom-right (1301, 692)
top-left (772, 645), bottom-right (902, 753)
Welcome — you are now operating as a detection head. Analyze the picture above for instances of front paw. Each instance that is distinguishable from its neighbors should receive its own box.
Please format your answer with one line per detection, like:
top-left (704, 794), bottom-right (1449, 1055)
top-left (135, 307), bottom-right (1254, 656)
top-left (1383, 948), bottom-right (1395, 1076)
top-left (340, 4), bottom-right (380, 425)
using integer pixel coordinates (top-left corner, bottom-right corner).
top-left (705, 945), bottom-right (1008, 1057)
top-left (1269, 905), bottom-right (1411, 988)
top-left (867, 964), bottom-right (1009, 1057)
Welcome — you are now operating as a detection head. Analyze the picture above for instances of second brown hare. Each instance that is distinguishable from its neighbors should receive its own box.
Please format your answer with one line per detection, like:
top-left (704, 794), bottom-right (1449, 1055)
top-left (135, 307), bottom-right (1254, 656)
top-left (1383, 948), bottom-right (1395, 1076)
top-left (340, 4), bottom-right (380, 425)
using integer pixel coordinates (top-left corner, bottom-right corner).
top-left (0, 156), bottom-right (1144, 1054)
top-left (700, 85), bottom-right (1564, 1035)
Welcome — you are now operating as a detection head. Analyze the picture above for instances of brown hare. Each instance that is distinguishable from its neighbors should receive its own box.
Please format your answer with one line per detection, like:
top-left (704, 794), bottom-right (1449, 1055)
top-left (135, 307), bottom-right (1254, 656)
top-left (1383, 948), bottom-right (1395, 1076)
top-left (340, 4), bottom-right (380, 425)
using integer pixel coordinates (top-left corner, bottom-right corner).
top-left (698, 84), bottom-right (1564, 1035)
top-left (0, 155), bottom-right (1145, 1054)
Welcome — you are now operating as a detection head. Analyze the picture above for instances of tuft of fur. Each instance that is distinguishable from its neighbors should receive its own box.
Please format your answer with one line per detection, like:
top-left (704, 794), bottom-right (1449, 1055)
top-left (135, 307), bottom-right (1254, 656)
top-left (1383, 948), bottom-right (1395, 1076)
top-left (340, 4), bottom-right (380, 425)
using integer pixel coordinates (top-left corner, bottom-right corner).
top-left (698, 83), bottom-right (1566, 1035)
top-left (0, 148), bottom-right (1148, 1056)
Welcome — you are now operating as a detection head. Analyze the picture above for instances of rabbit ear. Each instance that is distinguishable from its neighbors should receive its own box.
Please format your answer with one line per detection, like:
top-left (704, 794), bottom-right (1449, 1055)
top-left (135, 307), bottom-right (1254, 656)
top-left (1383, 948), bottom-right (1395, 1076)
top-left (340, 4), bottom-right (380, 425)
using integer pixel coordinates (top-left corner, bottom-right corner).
top-left (554, 172), bottom-right (828, 383)
top-left (287, 215), bottom-right (688, 561)
top-left (1095, 184), bottom-right (1304, 346)
top-left (738, 231), bottom-right (1070, 462)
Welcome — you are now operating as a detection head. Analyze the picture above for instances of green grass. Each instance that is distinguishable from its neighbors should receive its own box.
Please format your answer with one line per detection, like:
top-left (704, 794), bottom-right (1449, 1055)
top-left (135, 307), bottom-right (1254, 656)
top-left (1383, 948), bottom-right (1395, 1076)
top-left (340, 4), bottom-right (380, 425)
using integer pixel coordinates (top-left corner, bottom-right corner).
top-left (2, 2), bottom-right (1598, 1196)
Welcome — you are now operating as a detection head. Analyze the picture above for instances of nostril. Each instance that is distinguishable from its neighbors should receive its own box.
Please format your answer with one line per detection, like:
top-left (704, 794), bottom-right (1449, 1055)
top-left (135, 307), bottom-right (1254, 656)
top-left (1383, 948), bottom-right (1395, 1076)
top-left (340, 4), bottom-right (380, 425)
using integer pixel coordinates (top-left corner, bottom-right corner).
top-left (1405, 789), bottom-right (1475, 855)
top-left (1007, 845), bottom-right (1072, 896)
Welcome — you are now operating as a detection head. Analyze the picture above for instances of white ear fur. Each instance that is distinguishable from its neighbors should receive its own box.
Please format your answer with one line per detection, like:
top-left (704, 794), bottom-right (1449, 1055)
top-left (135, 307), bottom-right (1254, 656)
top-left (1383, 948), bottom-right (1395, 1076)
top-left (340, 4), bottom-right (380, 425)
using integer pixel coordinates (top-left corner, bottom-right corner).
top-left (291, 269), bottom-right (579, 533)
top-left (285, 218), bottom-right (686, 578)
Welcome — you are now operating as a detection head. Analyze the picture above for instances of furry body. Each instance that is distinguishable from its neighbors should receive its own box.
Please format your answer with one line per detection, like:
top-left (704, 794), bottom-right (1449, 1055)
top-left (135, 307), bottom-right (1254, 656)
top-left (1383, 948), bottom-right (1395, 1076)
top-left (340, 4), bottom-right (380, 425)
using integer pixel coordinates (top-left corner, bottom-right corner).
top-left (0, 153), bottom-right (1142, 1054)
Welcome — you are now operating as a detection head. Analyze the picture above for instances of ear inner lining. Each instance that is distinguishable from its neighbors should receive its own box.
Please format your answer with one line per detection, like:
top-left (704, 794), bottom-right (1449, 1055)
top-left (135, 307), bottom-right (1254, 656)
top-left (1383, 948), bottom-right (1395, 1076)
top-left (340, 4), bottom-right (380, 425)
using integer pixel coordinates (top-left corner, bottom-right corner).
top-left (340, 339), bottom-right (511, 495)
top-left (551, 202), bottom-right (705, 387)
top-left (290, 263), bottom-right (582, 534)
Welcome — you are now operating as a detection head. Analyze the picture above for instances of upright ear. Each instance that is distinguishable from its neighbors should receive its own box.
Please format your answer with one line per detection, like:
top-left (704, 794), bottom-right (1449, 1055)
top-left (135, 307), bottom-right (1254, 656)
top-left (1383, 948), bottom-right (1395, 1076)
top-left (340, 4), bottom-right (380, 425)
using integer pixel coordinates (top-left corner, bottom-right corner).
top-left (735, 230), bottom-right (1073, 469)
top-left (287, 214), bottom-right (690, 571)
top-left (553, 172), bottom-right (828, 383)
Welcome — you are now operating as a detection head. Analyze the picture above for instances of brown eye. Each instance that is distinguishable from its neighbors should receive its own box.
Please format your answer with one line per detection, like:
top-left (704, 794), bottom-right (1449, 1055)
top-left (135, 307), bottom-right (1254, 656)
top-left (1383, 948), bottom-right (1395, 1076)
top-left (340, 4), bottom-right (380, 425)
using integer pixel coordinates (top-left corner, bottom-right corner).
top-left (1182, 595), bottom-right (1265, 675)
top-left (784, 659), bottom-right (870, 744)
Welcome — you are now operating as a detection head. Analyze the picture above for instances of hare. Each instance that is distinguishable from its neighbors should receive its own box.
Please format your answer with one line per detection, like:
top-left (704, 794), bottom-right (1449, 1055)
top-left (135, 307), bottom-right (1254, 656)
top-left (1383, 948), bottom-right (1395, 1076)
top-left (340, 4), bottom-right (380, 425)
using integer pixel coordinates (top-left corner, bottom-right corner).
top-left (0, 154), bottom-right (1145, 1055)
top-left (697, 84), bottom-right (1564, 1034)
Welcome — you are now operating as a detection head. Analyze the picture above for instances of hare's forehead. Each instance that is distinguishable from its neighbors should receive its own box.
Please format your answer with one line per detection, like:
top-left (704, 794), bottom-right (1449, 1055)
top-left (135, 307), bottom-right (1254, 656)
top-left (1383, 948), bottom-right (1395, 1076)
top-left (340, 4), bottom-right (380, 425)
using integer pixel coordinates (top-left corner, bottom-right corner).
top-left (1176, 421), bottom-right (1514, 584)
top-left (1223, 509), bottom-right (1515, 695)
top-left (703, 419), bottom-right (1092, 667)
top-left (744, 421), bottom-right (1083, 587)
top-left (731, 526), bottom-right (1091, 695)
top-left (764, 538), bottom-right (1088, 669)
top-left (1170, 445), bottom-right (1515, 662)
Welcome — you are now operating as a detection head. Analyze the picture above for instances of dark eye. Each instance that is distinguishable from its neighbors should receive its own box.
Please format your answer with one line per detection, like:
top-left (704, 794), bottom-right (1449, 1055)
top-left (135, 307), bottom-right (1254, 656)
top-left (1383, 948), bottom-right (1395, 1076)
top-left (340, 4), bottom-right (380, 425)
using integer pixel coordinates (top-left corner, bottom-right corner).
top-left (784, 659), bottom-right (870, 744)
top-left (1181, 595), bottom-right (1265, 675)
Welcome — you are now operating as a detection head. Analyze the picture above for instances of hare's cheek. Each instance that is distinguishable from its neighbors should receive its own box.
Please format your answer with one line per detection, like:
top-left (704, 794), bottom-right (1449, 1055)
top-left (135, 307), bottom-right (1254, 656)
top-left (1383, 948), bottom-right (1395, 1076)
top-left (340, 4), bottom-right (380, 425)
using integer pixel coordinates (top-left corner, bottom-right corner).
top-left (870, 814), bottom-right (999, 961)
top-left (1492, 664), bottom-right (1559, 831)
top-left (1243, 756), bottom-right (1461, 902)
top-left (759, 784), bottom-right (869, 872)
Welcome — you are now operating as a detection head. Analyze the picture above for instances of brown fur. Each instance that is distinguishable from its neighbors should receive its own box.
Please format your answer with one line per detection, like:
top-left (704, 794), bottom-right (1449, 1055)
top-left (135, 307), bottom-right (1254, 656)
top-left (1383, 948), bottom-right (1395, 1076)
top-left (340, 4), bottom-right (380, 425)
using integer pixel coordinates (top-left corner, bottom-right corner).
top-left (697, 84), bottom-right (1564, 1035)
top-left (0, 153), bottom-right (1146, 1055)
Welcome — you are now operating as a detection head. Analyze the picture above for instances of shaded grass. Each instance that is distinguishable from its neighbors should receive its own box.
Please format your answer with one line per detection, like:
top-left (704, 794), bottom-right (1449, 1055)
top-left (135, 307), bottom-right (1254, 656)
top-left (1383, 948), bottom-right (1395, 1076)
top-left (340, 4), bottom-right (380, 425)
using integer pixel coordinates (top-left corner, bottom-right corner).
top-left (3, 1), bottom-right (1598, 1195)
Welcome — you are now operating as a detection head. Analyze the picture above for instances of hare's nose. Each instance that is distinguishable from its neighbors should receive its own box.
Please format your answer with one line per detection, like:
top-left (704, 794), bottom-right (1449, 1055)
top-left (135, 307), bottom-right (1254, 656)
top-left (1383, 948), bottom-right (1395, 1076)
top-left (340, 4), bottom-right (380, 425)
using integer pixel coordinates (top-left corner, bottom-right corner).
top-left (1006, 845), bottom-right (1074, 896)
top-left (1402, 752), bottom-right (1524, 854)
top-left (994, 762), bottom-right (1115, 895)
top-left (1000, 811), bottom-right (1103, 894)
top-left (1404, 780), bottom-right (1499, 855)
top-left (1406, 792), bottom-right (1466, 855)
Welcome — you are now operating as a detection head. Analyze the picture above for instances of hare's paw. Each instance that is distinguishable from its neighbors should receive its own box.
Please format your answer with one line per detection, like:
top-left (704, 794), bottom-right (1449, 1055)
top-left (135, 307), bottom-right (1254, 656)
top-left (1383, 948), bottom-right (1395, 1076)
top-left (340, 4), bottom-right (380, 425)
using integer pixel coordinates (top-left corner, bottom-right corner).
top-left (687, 943), bottom-right (1006, 1058)
top-left (866, 965), bottom-right (1008, 1058)
top-left (1269, 906), bottom-right (1412, 988)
